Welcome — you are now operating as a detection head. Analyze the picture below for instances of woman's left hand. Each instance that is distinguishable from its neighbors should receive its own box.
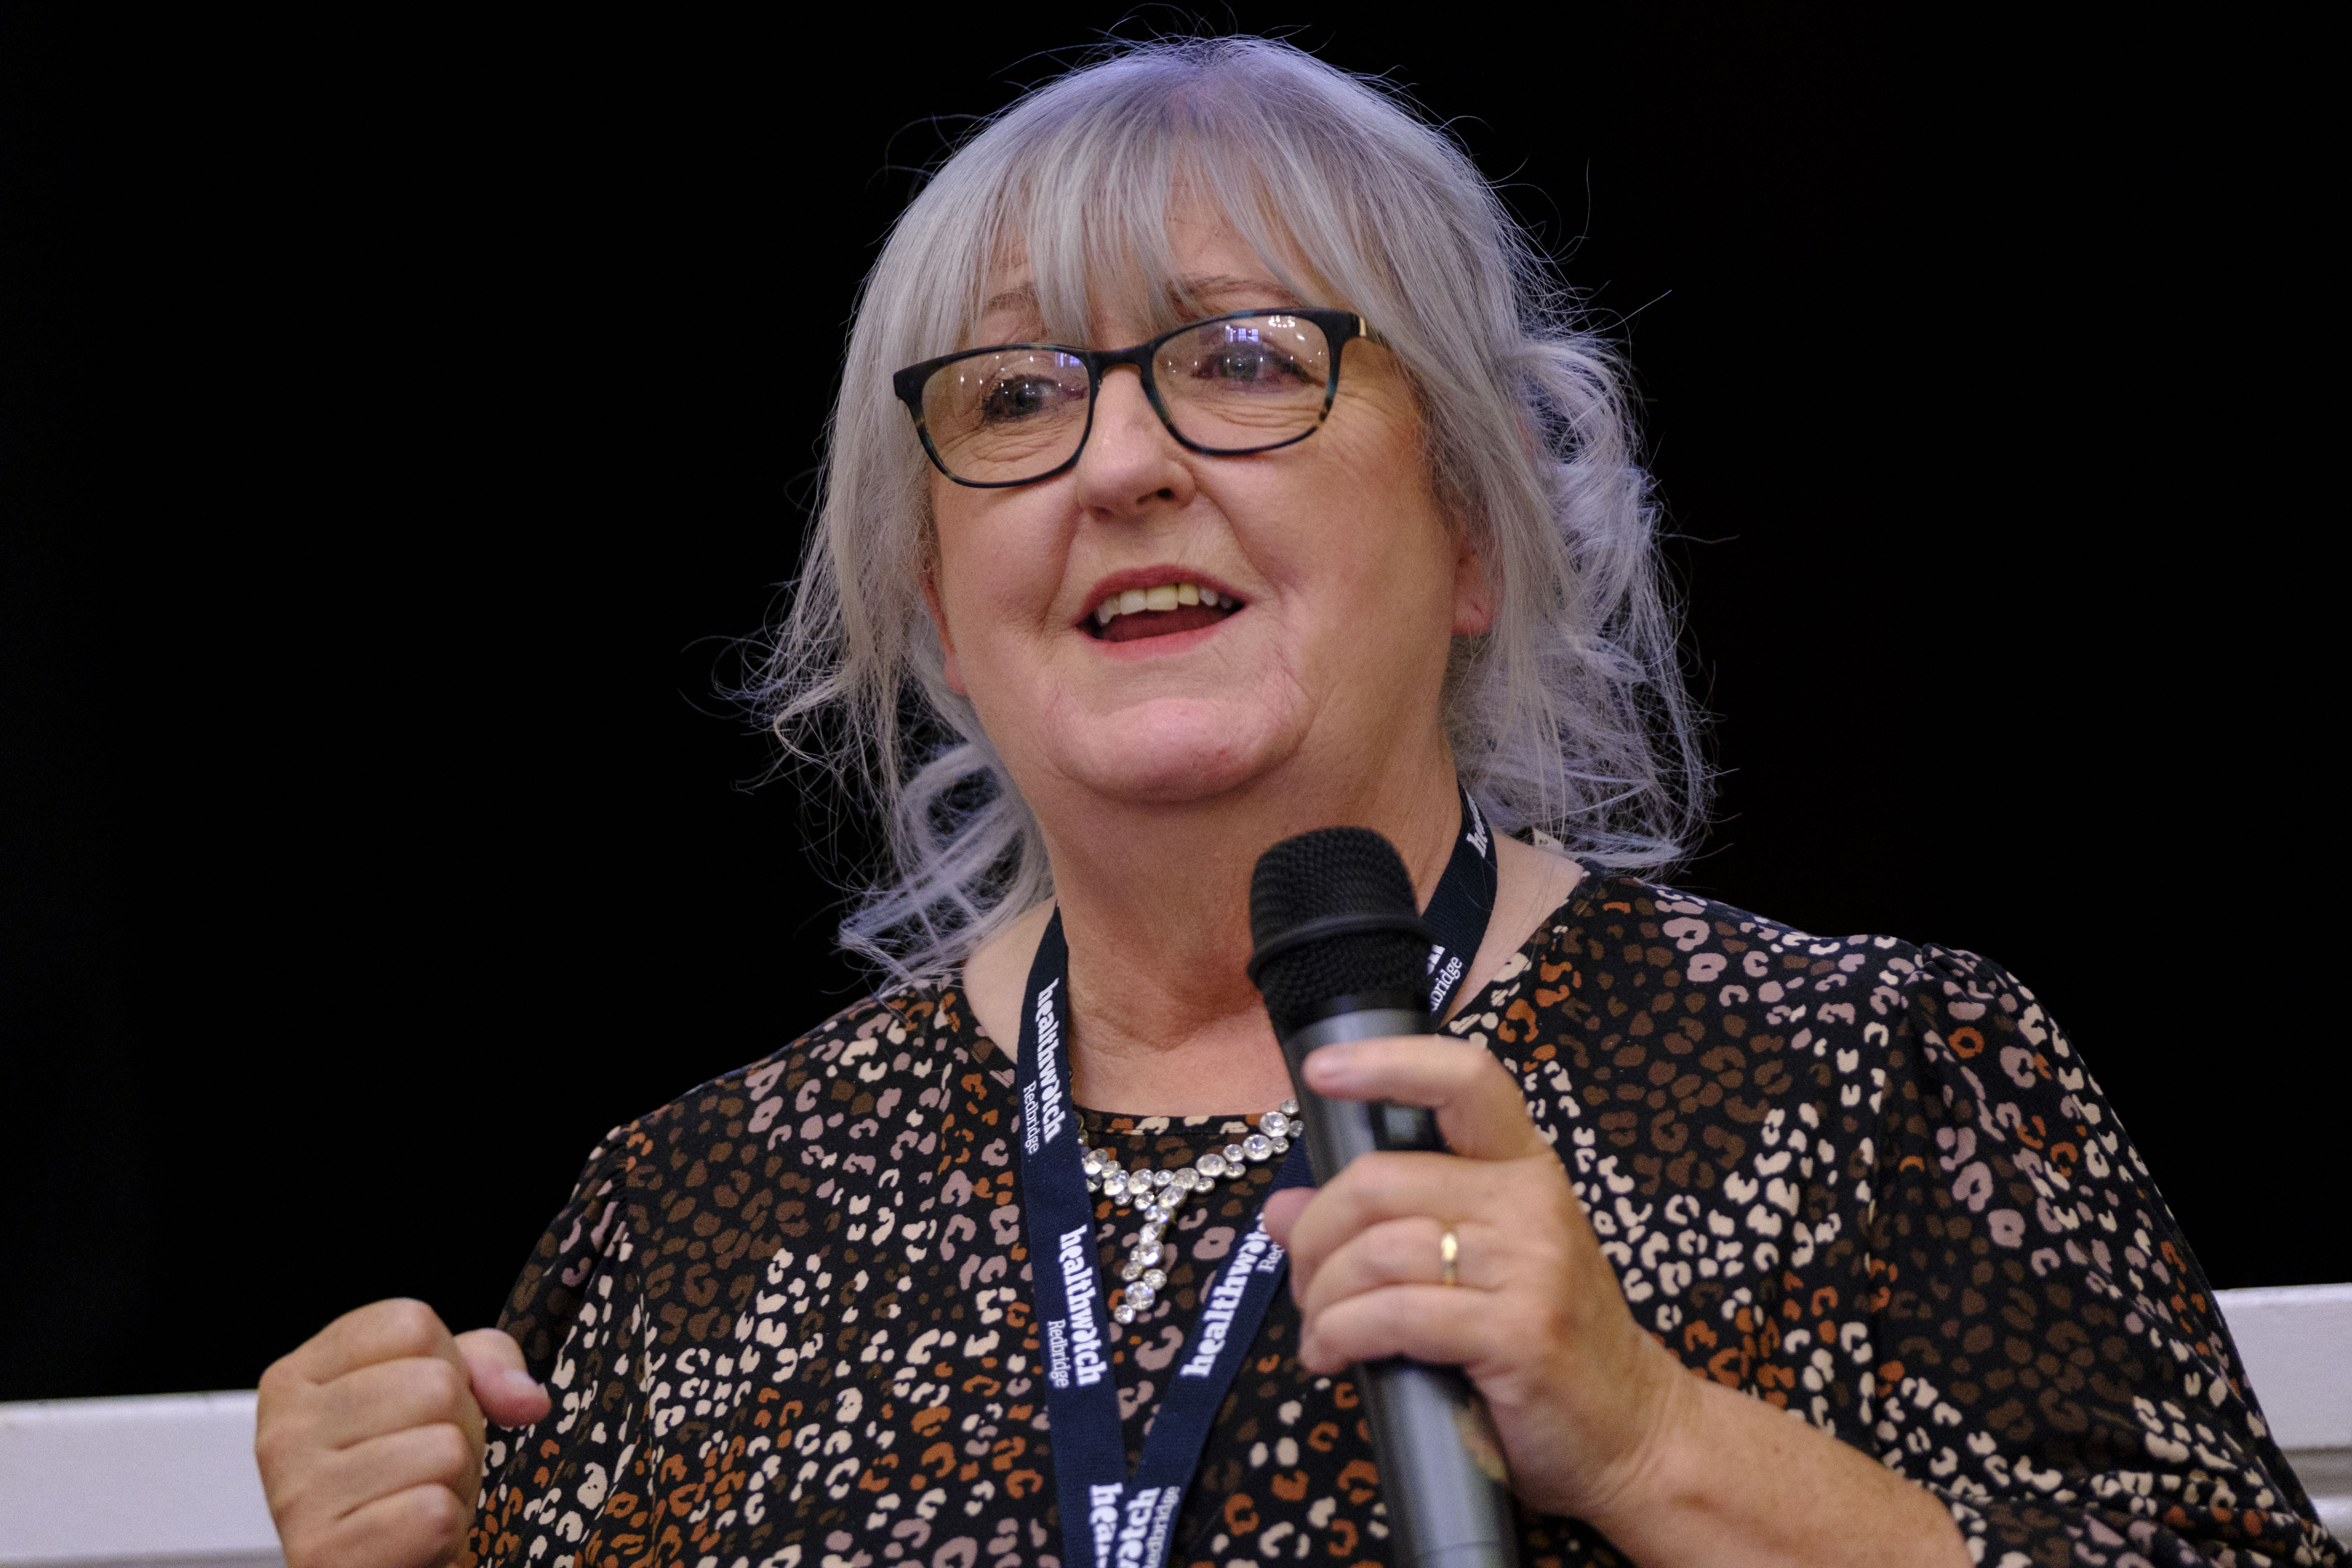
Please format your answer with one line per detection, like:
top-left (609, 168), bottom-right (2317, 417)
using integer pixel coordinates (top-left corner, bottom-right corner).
top-left (1258, 1033), bottom-right (1694, 1523)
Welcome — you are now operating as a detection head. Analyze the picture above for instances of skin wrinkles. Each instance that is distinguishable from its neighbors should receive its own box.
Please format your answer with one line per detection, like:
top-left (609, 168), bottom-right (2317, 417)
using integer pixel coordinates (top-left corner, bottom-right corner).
top-left (936, 272), bottom-right (1453, 814)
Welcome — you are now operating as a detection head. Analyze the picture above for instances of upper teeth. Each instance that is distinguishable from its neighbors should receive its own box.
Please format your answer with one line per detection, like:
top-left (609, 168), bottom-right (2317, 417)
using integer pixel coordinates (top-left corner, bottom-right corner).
top-left (1094, 582), bottom-right (1229, 625)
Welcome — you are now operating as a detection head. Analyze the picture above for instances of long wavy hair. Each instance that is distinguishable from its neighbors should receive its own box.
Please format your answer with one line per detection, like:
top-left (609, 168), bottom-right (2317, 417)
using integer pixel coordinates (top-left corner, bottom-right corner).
top-left (754, 36), bottom-right (1709, 984)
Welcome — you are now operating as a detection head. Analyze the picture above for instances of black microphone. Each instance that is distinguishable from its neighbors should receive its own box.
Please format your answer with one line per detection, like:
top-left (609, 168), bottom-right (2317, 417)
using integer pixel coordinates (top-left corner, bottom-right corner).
top-left (1248, 828), bottom-right (1519, 1568)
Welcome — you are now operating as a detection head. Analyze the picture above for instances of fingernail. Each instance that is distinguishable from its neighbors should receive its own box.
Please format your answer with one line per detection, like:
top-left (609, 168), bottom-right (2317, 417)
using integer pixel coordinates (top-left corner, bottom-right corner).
top-left (500, 1369), bottom-right (546, 1400)
top-left (1305, 1043), bottom-right (1354, 1083)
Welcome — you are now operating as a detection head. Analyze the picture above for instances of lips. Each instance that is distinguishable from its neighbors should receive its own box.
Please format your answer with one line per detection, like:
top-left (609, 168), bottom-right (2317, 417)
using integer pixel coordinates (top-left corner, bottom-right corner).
top-left (1095, 603), bottom-right (1235, 643)
top-left (1081, 573), bottom-right (1246, 644)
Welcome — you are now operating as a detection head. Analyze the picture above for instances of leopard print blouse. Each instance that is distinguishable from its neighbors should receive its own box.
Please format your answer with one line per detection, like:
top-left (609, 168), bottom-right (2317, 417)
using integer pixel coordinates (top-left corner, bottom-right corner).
top-left (466, 872), bottom-right (2342, 1566)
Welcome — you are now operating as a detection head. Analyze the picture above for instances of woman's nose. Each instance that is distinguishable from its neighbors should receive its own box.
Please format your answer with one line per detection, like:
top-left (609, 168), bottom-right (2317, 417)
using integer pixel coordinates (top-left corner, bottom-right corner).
top-left (1071, 365), bottom-right (1194, 515)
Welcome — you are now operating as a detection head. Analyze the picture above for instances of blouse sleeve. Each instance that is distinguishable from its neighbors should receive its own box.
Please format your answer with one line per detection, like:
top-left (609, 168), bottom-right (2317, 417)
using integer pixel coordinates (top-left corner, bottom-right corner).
top-left (1871, 943), bottom-right (2338, 1565)
top-left (466, 1111), bottom-right (662, 1566)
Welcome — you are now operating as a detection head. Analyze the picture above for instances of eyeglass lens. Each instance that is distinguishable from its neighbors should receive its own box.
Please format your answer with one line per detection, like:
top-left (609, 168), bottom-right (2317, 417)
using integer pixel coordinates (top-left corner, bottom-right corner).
top-left (918, 314), bottom-right (1335, 484)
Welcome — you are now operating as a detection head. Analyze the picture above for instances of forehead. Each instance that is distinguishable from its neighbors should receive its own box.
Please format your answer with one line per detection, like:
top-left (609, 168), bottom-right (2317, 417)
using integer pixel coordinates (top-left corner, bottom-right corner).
top-left (970, 199), bottom-right (1329, 347)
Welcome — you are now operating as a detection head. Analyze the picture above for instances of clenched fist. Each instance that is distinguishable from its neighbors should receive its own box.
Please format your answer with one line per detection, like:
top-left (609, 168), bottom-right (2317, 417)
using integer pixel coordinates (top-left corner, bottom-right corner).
top-left (255, 1299), bottom-right (551, 1568)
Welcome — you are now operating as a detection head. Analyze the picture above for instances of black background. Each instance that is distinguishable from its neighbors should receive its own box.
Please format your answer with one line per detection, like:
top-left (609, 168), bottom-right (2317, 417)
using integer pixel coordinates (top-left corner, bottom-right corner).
top-left (3, 9), bottom-right (2335, 1403)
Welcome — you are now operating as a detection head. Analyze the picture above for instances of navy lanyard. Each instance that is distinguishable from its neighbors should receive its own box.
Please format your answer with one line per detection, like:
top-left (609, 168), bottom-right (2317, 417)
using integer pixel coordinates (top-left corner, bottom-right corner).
top-left (1014, 786), bottom-right (1500, 1568)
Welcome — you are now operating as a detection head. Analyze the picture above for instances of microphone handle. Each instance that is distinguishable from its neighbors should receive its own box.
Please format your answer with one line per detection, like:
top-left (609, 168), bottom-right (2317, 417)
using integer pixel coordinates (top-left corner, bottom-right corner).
top-left (1279, 1008), bottom-right (1520, 1568)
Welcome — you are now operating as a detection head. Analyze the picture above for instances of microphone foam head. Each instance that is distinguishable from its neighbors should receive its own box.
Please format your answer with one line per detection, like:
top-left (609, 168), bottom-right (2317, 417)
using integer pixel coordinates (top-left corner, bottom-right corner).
top-left (1248, 827), bottom-right (1432, 1037)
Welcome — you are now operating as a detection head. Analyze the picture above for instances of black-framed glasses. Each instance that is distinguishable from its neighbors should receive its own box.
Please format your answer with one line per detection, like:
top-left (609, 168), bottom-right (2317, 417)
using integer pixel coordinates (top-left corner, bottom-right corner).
top-left (892, 307), bottom-right (1382, 488)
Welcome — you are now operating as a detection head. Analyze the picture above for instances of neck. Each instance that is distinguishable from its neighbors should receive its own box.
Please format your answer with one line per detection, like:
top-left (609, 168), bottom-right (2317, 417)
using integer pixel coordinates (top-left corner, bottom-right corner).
top-left (1032, 742), bottom-right (1463, 1115)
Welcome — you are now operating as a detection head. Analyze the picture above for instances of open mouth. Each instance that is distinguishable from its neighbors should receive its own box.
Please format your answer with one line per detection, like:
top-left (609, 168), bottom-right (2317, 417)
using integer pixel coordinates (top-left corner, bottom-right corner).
top-left (1085, 581), bottom-right (1244, 643)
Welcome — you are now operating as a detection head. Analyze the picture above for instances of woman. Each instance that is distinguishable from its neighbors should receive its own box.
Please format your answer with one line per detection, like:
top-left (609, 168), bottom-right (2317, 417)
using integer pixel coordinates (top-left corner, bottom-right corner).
top-left (253, 38), bottom-right (2338, 1568)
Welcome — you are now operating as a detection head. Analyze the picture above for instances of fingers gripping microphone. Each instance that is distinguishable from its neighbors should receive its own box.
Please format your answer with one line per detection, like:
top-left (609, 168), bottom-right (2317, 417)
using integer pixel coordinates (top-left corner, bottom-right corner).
top-left (1248, 829), bottom-right (1519, 1568)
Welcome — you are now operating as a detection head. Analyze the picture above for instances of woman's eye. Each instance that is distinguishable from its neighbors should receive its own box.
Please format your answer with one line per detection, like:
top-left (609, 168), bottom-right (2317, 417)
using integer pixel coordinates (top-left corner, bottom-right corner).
top-left (979, 376), bottom-right (1066, 422)
top-left (1219, 346), bottom-right (1275, 379)
top-left (1200, 342), bottom-right (1306, 386)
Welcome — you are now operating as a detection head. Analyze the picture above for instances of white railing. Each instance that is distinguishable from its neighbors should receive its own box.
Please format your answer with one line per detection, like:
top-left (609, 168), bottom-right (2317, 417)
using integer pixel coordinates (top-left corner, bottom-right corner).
top-left (2217, 1283), bottom-right (2352, 1544)
top-left (2, 1286), bottom-right (2345, 1564)
top-left (0, 1390), bottom-right (281, 1567)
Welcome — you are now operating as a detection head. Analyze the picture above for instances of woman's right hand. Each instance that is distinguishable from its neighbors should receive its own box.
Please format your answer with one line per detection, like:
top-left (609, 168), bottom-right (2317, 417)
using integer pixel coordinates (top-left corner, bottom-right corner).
top-left (254, 1298), bottom-right (552, 1568)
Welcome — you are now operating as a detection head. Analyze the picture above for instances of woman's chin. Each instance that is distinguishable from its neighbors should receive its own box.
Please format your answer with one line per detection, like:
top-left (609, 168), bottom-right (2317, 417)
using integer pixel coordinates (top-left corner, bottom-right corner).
top-left (1044, 710), bottom-right (1295, 810)
top-left (1064, 752), bottom-right (1270, 809)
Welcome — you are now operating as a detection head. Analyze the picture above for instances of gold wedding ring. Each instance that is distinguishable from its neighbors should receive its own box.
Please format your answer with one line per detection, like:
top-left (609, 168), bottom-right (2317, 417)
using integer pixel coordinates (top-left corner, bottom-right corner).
top-left (1439, 1228), bottom-right (1460, 1287)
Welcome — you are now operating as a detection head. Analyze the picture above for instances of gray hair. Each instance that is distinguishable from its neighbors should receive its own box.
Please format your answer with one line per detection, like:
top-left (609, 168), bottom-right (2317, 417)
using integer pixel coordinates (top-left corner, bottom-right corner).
top-left (756, 36), bottom-right (1708, 983)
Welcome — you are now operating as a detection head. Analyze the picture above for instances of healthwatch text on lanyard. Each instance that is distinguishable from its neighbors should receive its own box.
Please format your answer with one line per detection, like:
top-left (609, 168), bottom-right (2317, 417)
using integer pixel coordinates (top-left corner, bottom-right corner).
top-left (1013, 786), bottom-right (1500, 1568)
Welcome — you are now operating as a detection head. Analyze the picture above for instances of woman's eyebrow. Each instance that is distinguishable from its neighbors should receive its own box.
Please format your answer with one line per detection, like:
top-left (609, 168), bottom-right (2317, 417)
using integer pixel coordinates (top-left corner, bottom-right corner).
top-left (972, 275), bottom-right (1306, 344)
top-left (1177, 274), bottom-right (1305, 308)
top-left (982, 283), bottom-right (1039, 317)
top-left (995, 275), bottom-right (1303, 314)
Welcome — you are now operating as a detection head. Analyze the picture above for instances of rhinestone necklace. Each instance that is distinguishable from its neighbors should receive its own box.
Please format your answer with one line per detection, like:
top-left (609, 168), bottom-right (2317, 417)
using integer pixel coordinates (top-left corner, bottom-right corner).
top-left (1080, 1100), bottom-right (1300, 1326)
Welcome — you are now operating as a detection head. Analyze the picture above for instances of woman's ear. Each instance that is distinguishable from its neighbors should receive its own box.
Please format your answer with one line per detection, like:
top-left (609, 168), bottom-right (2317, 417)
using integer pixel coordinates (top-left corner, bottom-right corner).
top-left (1451, 532), bottom-right (1495, 637)
top-left (921, 570), bottom-right (969, 696)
